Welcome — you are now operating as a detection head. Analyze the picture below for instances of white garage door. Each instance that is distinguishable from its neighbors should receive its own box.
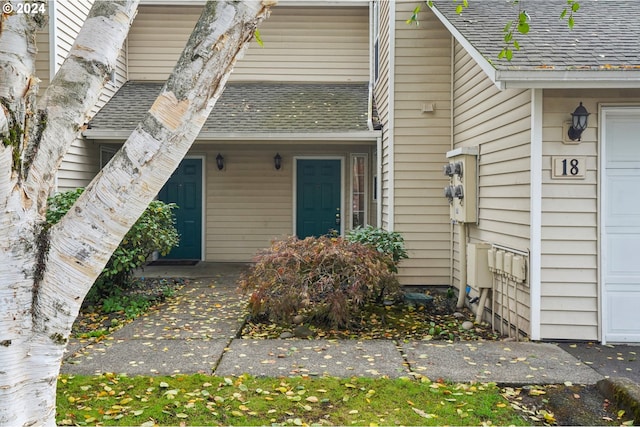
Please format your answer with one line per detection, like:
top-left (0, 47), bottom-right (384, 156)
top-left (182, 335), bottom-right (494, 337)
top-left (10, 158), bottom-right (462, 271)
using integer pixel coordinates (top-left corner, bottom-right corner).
top-left (602, 107), bottom-right (640, 343)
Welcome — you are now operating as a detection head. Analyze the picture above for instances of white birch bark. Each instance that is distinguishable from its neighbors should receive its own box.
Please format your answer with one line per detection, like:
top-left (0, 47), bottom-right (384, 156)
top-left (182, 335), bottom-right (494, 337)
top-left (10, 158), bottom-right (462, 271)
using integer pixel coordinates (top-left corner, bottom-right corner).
top-left (24, 1), bottom-right (140, 211)
top-left (0, 1), bottom-right (272, 425)
top-left (1, 2), bottom-right (139, 426)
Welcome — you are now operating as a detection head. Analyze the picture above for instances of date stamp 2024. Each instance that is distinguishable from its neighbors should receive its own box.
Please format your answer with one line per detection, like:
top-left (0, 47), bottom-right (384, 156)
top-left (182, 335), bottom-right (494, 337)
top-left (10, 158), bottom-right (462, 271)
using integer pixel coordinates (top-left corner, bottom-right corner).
top-left (2, 2), bottom-right (47, 15)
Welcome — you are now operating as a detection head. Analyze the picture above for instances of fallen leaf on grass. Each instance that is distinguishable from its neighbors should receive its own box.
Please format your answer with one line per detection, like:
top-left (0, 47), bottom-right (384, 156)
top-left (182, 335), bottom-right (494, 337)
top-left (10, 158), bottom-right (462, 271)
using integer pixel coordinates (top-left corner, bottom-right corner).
top-left (412, 407), bottom-right (437, 419)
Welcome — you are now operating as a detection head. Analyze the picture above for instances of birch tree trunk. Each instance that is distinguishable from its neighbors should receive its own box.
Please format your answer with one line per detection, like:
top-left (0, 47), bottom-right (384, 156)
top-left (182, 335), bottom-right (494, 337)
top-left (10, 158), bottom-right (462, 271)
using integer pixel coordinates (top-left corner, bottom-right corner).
top-left (0, 1), bottom-right (271, 425)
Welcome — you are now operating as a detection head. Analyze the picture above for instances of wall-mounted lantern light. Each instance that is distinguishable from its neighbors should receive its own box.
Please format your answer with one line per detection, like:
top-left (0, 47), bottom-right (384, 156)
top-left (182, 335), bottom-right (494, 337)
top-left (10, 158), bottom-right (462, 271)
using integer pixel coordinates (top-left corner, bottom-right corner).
top-left (568, 102), bottom-right (590, 141)
top-left (274, 153), bottom-right (282, 170)
top-left (216, 153), bottom-right (224, 170)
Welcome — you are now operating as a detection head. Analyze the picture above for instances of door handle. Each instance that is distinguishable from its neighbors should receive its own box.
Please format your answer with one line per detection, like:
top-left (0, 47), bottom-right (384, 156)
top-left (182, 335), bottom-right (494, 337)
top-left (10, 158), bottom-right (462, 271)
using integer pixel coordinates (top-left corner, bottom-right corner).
top-left (335, 212), bottom-right (341, 226)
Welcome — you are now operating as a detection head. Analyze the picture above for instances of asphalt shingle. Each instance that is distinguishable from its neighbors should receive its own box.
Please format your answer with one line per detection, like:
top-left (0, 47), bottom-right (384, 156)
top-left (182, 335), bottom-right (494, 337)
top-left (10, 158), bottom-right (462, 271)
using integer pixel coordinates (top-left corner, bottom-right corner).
top-left (431, 0), bottom-right (640, 71)
top-left (88, 81), bottom-right (372, 135)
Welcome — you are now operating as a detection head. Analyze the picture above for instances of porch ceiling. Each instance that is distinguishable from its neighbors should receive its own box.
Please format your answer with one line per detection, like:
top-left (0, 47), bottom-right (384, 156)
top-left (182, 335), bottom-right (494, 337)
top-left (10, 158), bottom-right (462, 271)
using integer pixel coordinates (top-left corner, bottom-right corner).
top-left (84, 81), bottom-right (378, 139)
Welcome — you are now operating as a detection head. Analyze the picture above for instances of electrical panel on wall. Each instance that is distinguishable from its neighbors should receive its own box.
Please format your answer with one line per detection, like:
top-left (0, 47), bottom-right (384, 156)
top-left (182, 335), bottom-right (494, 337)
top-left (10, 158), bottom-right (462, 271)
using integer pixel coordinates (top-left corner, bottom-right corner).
top-left (443, 147), bottom-right (478, 223)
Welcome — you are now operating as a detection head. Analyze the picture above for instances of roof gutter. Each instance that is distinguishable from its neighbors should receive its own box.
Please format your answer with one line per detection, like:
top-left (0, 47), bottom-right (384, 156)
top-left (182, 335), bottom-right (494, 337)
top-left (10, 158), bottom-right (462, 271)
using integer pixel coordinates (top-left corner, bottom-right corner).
top-left (83, 130), bottom-right (381, 141)
top-left (496, 70), bottom-right (640, 89)
top-left (367, 0), bottom-right (374, 132)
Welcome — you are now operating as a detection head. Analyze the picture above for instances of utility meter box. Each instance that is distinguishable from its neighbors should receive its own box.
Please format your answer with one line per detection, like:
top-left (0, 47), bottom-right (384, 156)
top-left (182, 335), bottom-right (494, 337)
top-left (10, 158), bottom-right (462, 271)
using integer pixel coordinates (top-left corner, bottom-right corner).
top-left (444, 147), bottom-right (478, 223)
top-left (467, 242), bottom-right (493, 289)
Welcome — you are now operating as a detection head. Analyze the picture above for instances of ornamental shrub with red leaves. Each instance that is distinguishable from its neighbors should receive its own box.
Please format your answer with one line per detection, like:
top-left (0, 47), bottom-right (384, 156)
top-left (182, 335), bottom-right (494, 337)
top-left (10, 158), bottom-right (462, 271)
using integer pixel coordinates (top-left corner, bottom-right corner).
top-left (239, 235), bottom-right (400, 329)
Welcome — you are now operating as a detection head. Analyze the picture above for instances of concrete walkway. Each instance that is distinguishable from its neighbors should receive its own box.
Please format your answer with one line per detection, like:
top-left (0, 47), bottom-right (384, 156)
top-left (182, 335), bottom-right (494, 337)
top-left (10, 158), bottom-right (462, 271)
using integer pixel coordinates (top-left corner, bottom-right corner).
top-left (61, 263), bottom-right (637, 388)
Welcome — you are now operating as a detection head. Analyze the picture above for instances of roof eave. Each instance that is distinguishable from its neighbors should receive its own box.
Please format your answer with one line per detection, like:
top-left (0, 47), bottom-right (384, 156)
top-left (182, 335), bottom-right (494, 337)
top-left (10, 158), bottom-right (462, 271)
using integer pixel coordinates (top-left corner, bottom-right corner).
top-left (140, 0), bottom-right (368, 6)
top-left (429, 4), bottom-right (640, 91)
top-left (496, 70), bottom-right (640, 89)
top-left (428, 3), bottom-right (502, 89)
top-left (83, 130), bottom-right (382, 141)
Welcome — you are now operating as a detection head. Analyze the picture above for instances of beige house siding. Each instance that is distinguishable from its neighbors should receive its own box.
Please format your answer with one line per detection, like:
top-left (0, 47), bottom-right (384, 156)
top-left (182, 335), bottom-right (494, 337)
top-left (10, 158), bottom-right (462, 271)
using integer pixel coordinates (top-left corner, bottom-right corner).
top-left (374, 0), bottom-right (392, 229)
top-left (127, 5), bottom-right (369, 83)
top-left (35, 0), bottom-right (94, 93)
top-left (390, 2), bottom-right (452, 285)
top-left (452, 44), bottom-right (532, 335)
top-left (41, 0), bottom-right (127, 191)
top-left (205, 146), bottom-right (291, 262)
top-left (53, 0), bottom-right (93, 68)
top-left (97, 142), bottom-right (376, 262)
top-left (35, 18), bottom-right (50, 91)
top-left (453, 45), bottom-right (531, 249)
top-left (204, 144), bottom-right (374, 261)
top-left (540, 89), bottom-right (640, 340)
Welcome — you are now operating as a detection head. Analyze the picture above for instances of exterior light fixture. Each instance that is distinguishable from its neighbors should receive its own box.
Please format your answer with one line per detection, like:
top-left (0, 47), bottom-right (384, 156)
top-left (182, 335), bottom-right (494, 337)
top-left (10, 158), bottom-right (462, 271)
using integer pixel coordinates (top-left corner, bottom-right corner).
top-left (216, 153), bottom-right (224, 170)
top-left (568, 102), bottom-right (590, 141)
top-left (274, 153), bottom-right (282, 170)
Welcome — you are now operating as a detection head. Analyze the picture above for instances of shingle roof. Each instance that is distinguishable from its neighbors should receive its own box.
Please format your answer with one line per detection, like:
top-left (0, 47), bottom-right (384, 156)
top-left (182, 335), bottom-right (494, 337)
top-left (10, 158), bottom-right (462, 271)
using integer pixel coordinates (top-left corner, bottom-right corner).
top-left (431, 0), bottom-right (640, 71)
top-left (86, 81), bottom-right (374, 137)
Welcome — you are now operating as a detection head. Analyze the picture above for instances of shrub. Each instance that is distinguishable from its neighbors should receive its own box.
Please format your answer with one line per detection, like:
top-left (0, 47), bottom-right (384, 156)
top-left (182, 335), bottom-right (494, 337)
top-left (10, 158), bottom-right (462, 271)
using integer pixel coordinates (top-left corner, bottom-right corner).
top-left (46, 188), bottom-right (179, 302)
top-left (239, 235), bottom-right (400, 328)
top-left (345, 226), bottom-right (409, 272)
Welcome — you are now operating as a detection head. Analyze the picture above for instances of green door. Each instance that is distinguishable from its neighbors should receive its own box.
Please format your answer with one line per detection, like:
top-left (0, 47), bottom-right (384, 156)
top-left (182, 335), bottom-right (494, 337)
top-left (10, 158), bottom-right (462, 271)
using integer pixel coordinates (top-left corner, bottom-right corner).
top-left (296, 159), bottom-right (341, 239)
top-left (157, 158), bottom-right (202, 259)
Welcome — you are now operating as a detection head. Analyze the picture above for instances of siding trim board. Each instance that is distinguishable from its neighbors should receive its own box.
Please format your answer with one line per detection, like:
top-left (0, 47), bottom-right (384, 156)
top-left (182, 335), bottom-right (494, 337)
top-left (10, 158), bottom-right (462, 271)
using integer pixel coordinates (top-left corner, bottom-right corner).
top-left (192, 154), bottom-right (207, 262)
top-left (530, 88), bottom-right (543, 340)
top-left (86, 131), bottom-right (381, 142)
top-left (48, 1), bottom-right (57, 82)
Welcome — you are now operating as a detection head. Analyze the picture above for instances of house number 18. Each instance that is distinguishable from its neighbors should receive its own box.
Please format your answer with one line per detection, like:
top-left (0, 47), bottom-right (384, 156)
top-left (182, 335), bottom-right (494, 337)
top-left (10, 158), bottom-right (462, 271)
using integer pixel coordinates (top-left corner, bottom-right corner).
top-left (562, 158), bottom-right (580, 176)
top-left (552, 156), bottom-right (586, 179)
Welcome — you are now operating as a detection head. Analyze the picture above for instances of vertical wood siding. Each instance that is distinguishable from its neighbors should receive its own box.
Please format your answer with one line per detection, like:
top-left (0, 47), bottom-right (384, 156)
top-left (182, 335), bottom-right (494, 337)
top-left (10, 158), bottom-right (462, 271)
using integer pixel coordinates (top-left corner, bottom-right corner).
top-left (540, 89), bottom-right (640, 340)
top-left (391, 2), bottom-right (452, 285)
top-left (127, 5), bottom-right (369, 82)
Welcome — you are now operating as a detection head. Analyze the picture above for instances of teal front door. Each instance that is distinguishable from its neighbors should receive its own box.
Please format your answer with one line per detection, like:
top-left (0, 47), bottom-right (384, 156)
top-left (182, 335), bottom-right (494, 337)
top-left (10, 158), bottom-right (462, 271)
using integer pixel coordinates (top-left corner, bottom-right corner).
top-left (296, 159), bottom-right (341, 238)
top-left (157, 158), bottom-right (202, 259)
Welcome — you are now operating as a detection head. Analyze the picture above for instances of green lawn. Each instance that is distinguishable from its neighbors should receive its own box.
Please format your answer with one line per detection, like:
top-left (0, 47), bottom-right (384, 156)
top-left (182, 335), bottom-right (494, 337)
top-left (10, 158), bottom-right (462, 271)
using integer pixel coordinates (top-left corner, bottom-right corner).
top-left (57, 373), bottom-right (531, 426)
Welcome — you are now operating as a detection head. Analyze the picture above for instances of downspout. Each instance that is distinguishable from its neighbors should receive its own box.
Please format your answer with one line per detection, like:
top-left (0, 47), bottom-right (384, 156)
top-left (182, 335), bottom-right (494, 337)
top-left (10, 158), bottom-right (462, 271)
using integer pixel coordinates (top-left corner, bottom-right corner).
top-left (367, 1), bottom-right (374, 132)
top-left (125, 36), bottom-right (130, 81)
top-left (377, 135), bottom-right (382, 227)
top-left (449, 36), bottom-right (466, 309)
top-left (387, 1), bottom-right (396, 232)
top-left (457, 222), bottom-right (468, 308)
top-left (369, 1), bottom-right (382, 228)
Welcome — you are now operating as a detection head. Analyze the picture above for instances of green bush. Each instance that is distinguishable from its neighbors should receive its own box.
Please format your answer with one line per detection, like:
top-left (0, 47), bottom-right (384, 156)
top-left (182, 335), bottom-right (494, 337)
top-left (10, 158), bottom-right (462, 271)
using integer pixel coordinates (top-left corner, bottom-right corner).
top-left (239, 236), bottom-right (400, 328)
top-left (345, 225), bottom-right (409, 272)
top-left (46, 188), bottom-right (179, 302)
